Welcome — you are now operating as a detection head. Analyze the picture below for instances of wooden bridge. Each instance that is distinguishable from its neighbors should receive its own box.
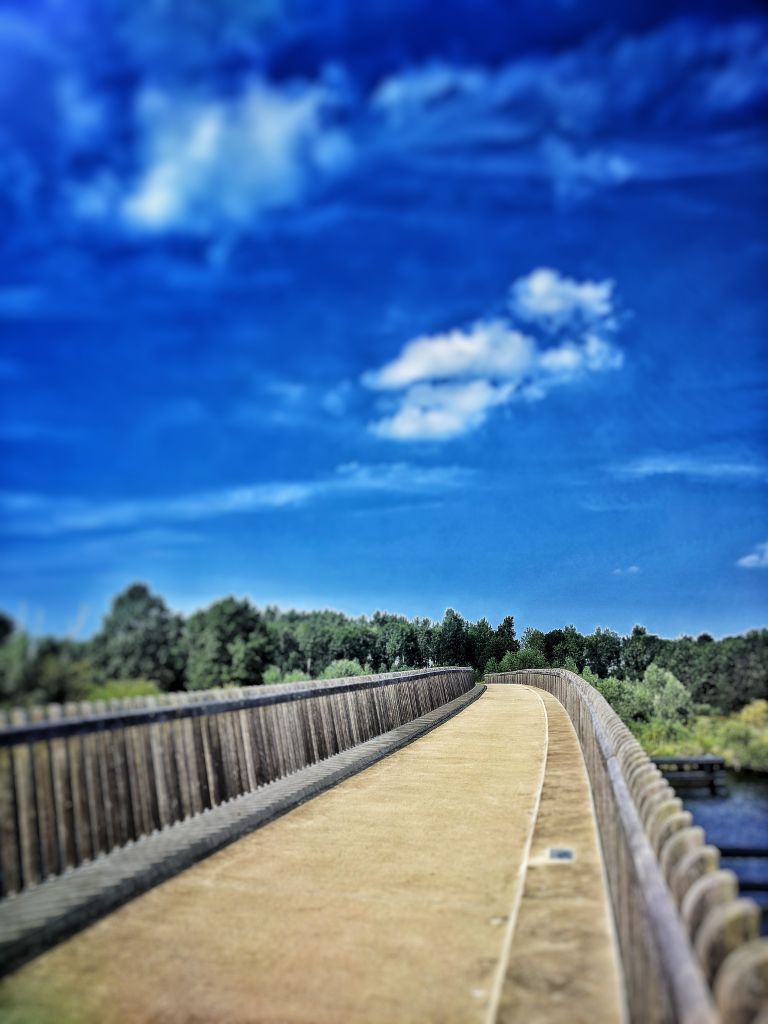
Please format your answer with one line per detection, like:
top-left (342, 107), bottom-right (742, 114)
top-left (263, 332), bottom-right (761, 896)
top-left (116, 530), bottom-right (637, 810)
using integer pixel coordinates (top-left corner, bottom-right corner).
top-left (0, 668), bottom-right (766, 1023)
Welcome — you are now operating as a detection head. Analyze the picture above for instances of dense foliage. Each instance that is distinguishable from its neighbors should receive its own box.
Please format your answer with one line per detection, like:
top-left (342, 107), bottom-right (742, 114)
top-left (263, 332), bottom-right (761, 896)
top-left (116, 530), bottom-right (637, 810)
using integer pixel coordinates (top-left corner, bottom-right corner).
top-left (579, 664), bottom-right (768, 773)
top-left (0, 586), bottom-right (765, 744)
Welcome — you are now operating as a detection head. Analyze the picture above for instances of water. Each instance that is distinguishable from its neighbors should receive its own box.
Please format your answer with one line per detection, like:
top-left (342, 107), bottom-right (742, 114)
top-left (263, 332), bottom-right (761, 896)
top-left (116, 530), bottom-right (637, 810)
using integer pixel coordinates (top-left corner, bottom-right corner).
top-left (681, 772), bottom-right (768, 935)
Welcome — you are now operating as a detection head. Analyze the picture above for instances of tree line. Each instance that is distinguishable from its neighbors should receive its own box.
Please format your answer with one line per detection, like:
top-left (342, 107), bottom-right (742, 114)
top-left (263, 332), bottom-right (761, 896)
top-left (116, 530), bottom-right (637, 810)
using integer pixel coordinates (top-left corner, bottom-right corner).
top-left (0, 583), bottom-right (765, 719)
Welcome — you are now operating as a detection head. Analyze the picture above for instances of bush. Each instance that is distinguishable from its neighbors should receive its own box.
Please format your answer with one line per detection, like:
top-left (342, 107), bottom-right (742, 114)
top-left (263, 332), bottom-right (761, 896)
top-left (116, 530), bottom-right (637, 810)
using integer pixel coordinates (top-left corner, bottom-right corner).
top-left (718, 700), bottom-right (768, 771)
top-left (592, 674), bottom-right (655, 724)
top-left (645, 664), bottom-right (694, 724)
top-left (321, 658), bottom-right (365, 679)
top-left (498, 649), bottom-right (548, 672)
top-left (85, 679), bottom-right (162, 702)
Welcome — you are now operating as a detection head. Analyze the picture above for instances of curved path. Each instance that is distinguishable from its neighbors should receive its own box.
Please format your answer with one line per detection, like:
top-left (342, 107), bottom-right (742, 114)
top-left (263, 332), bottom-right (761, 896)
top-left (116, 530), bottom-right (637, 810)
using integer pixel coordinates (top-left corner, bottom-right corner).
top-left (0, 685), bottom-right (624, 1023)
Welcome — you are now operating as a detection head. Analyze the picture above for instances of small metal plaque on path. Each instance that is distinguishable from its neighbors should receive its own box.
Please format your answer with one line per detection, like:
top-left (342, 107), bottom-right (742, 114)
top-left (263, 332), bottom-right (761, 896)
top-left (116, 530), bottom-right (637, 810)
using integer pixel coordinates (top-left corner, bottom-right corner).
top-left (548, 847), bottom-right (575, 861)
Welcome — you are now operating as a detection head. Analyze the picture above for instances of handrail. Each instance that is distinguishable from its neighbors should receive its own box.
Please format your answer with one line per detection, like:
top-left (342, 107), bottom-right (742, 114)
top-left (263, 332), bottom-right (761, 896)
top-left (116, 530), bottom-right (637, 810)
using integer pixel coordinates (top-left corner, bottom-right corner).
top-left (487, 669), bottom-right (768, 1024)
top-left (0, 667), bottom-right (468, 746)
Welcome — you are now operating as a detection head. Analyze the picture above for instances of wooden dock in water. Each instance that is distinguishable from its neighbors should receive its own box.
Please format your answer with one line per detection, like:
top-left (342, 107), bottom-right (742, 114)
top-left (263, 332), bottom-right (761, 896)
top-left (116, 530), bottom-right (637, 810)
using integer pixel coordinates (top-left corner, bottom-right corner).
top-left (652, 755), bottom-right (727, 792)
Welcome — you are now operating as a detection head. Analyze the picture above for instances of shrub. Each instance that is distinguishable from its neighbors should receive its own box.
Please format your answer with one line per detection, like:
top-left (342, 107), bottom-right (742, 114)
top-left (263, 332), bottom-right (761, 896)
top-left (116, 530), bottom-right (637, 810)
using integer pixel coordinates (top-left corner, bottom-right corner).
top-left (498, 649), bottom-right (548, 672)
top-left (321, 658), bottom-right (365, 679)
top-left (85, 679), bottom-right (162, 702)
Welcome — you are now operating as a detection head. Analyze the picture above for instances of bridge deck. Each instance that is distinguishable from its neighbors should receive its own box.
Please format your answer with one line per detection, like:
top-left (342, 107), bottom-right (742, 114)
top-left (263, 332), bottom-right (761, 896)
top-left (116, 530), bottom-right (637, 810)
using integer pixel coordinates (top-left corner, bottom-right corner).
top-left (0, 685), bottom-right (624, 1023)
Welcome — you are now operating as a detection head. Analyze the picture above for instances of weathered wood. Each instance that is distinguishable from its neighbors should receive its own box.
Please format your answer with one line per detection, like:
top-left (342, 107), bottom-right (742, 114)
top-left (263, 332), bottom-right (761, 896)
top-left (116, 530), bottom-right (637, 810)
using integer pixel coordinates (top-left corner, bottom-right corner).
top-left (695, 899), bottom-right (761, 985)
top-left (682, 870), bottom-right (740, 944)
top-left (9, 708), bottom-right (34, 891)
top-left (670, 845), bottom-right (720, 908)
top-left (660, 826), bottom-right (705, 885)
top-left (0, 667), bottom-right (474, 892)
top-left (713, 939), bottom-right (768, 1024)
top-left (0, 709), bottom-right (20, 896)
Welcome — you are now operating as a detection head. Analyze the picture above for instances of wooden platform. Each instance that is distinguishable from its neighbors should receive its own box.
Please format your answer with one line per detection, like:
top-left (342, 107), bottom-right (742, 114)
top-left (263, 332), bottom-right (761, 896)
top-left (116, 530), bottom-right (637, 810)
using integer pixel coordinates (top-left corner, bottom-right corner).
top-left (0, 685), bottom-right (625, 1024)
top-left (652, 755), bottom-right (726, 791)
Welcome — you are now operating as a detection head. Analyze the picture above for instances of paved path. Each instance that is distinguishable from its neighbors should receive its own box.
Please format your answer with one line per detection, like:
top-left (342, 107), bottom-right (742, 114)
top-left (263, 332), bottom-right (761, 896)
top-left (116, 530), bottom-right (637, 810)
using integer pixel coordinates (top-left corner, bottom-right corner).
top-left (0, 685), bottom-right (624, 1023)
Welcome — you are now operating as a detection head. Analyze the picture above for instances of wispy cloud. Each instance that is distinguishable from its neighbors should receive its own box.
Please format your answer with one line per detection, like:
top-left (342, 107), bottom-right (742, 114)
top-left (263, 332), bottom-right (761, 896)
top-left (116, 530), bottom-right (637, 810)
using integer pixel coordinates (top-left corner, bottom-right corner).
top-left (370, 19), bottom-right (768, 200)
top-left (613, 565), bottom-right (641, 576)
top-left (0, 462), bottom-right (470, 537)
top-left (364, 267), bottom-right (623, 441)
top-left (616, 455), bottom-right (768, 482)
top-left (737, 541), bottom-right (768, 569)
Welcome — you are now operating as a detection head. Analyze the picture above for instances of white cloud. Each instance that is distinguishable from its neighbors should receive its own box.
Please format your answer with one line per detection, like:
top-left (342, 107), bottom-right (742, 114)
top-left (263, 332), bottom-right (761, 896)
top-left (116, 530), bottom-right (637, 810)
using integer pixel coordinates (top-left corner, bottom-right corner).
top-left (0, 462), bottom-right (469, 536)
top-left (364, 267), bottom-right (623, 441)
top-left (613, 565), bottom-right (641, 576)
top-left (364, 320), bottom-right (534, 390)
top-left (618, 455), bottom-right (768, 482)
top-left (509, 267), bottom-right (615, 331)
top-left (737, 541), bottom-right (768, 569)
top-left (371, 380), bottom-right (514, 441)
top-left (120, 78), bottom-right (354, 233)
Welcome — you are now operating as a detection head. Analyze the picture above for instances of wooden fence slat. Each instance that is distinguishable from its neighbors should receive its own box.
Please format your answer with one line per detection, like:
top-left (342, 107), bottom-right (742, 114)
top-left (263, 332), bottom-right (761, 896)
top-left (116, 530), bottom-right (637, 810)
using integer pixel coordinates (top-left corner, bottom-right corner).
top-left (44, 705), bottom-right (69, 876)
top-left (0, 709), bottom-right (20, 896)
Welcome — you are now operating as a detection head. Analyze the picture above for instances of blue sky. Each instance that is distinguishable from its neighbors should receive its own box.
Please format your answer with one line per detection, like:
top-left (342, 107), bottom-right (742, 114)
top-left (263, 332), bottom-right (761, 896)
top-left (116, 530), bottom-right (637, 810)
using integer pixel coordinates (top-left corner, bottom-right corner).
top-left (0, 0), bottom-right (766, 638)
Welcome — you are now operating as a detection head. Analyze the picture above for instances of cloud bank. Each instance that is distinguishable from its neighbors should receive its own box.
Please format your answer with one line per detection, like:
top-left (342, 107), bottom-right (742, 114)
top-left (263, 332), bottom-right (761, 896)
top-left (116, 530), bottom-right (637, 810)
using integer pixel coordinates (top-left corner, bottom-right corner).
top-left (2, 12), bottom-right (766, 235)
top-left (364, 268), bottom-right (623, 440)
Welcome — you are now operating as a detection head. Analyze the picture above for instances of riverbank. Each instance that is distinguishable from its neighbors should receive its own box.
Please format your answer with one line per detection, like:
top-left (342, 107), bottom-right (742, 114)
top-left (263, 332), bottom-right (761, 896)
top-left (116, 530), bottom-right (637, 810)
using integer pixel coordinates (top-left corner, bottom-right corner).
top-left (632, 700), bottom-right (768, 773)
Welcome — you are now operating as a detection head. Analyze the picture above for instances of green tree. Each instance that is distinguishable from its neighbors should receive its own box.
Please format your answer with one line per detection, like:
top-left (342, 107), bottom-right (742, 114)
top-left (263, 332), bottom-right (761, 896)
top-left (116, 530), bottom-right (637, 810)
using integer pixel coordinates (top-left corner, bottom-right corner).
top-left (499, 648), bottom-right (548, 671)
top-left (183, 596), bottom-right (272, 689)
top-left (227, 634), bottom-right (273, 687)
top-left (91, 583), bottom-right (184, 691)
top-left (542, 625), bottom-right (585, 668)
top-left (0, 629), bottom-right (30, 703)
top-left (467, 618), bottom-right (496, 672)
top-left (584, 627), bottom-right (622, 678)
top-left (0, 612), bottom-right (14, 646)
top-left (28, 638), bottom-right (92, 704)
top-left (434, 608), bottom-right (469, 666)
top-left (592, 674), bottom-right (655, 724)
top-left (493, 616), bottom-right (520, 659)
top-left (620, 625), bottom-right (661, 680)
top-left (413, 617), bottom-right (435, 666)
top-left (645, 664), bottom-right (694, 724)
top-left (521, 628), bottom-right (547, 658)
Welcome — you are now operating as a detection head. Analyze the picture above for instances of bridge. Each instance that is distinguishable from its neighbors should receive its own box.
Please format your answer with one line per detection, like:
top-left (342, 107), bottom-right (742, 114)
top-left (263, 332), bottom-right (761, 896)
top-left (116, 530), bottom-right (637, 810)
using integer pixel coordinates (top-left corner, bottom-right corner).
top-left (0, 668), bottom-right (765, 1022)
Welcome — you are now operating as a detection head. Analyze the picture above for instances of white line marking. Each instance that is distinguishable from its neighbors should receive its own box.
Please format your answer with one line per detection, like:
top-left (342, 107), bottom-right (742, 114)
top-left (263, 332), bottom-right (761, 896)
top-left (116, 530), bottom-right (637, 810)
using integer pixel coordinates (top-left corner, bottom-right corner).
top-left (484, 685), bottom-right (549, 1024)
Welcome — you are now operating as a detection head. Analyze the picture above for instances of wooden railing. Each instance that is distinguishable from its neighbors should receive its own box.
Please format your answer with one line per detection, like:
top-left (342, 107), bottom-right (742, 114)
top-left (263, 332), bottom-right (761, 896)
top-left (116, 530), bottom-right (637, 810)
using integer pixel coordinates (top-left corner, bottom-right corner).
top-left (487, 669), bottom-right (768, 1024)
top-left (0, 667), bottom-right (475, 897)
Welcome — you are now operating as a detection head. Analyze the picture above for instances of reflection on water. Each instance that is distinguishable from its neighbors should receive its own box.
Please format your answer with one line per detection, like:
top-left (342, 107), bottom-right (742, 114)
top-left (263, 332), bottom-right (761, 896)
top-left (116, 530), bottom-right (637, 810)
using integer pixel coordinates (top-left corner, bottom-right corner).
top-left (681, 771), bottom-right (768, 935)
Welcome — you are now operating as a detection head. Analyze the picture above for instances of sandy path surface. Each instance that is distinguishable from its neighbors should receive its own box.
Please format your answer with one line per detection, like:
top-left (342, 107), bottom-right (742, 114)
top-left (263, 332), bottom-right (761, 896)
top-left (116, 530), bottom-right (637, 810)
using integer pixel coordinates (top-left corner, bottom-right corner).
top-left (0, 685), bottom-right (624, 1023)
